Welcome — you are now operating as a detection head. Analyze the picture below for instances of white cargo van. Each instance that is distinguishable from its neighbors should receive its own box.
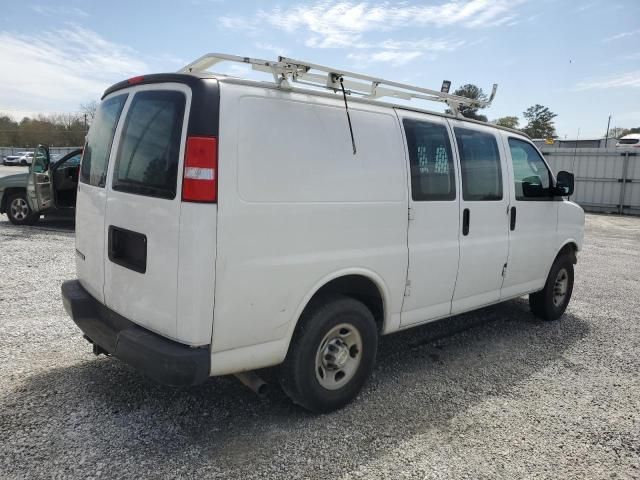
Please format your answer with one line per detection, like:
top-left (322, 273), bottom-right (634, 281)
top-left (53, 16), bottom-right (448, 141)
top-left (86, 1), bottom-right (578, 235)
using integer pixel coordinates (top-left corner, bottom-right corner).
top-left (62, 54), bottom-right (584, 412)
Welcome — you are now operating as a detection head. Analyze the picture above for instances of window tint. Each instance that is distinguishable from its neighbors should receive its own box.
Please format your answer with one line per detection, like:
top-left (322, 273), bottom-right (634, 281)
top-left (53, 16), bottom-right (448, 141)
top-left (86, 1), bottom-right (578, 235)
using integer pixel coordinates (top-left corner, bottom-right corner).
top-left (61, 153), bottom-right (82, 167)
top-left (403, 119), bottom-right (456, 201)
top-left (31, 146), bottom-right (49, 173)
top-left (508, 138), bottom-right (551, 200)
top-left (112, 90), bottom-right (186, 200)
top-left (80, 94), bottom-right (127, 187)
top-left (454, 127), bottom-right (503, 201)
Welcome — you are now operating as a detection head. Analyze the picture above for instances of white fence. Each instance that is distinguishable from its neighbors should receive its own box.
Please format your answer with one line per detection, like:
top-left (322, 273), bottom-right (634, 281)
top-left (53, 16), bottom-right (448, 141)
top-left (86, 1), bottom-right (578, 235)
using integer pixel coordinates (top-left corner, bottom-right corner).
top-left (541, 147), bottom-right (639, 216)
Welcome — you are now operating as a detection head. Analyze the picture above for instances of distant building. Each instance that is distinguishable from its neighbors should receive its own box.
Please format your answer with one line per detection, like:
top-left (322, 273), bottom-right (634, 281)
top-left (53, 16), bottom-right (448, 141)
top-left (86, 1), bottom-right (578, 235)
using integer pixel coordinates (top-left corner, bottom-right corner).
top-left (532, 138), bottom-right (618, 149)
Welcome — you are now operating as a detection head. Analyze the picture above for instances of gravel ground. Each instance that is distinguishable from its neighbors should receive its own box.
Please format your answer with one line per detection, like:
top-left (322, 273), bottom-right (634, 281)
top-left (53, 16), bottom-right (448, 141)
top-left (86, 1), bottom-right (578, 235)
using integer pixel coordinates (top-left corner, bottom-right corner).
top-left (0, 213), bottom-right (638, 479)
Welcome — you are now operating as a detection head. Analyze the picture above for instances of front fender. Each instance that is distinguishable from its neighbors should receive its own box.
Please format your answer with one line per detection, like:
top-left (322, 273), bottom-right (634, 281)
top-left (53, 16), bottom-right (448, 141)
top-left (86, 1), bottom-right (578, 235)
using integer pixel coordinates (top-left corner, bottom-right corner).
top-left (558, 200), bottom-right (585, 252)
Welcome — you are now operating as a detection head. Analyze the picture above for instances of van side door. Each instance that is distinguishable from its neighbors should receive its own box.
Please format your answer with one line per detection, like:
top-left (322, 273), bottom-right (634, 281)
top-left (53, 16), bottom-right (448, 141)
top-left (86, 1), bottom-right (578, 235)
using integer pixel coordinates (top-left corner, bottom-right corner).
top-left (500, 134), bottom-right (559, 297)
top-left (398, 113), bottom-right (460, 325)
top-left (448, 120), bottom-right (510, 313)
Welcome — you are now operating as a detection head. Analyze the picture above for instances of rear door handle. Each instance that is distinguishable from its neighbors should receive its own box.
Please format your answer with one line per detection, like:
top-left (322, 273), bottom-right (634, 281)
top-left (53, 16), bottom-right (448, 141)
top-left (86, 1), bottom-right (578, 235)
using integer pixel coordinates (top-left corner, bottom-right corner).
top-left (462, 208), bottom-right (470, 236)
top-left (510, 206), bottom-right (517, 231)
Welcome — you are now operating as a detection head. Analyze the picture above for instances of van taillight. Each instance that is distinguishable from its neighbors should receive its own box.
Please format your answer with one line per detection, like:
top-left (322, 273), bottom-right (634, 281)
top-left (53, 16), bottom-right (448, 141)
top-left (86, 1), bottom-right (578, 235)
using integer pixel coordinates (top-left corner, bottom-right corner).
top-left (182, 136), bottom-right (218, 203)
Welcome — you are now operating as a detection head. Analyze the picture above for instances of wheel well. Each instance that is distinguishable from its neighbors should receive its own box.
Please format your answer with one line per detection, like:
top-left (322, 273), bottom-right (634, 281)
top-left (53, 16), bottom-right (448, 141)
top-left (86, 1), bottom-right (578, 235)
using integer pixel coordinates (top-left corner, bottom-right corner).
top-left (557, 242), bottom-right (578, 264)
top-left (305, 275), bottom-right (385, 332)
top-left (0, 188), bottom-right (26, 214)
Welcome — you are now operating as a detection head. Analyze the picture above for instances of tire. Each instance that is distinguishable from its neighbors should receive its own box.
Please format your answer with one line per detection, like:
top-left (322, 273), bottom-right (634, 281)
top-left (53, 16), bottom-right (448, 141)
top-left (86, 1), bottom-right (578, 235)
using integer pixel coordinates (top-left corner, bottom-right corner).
top-left (7, 193), bottom-right (39, 225)
top-left (529, 254), bottom-right (574, 321)
top-left (279, 294), bottom-right (378, 413)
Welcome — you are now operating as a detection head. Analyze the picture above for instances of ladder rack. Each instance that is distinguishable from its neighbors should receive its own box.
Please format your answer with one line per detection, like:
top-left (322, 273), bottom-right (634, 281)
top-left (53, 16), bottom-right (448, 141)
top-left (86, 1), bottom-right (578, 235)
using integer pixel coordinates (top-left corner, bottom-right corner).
top-left (178, 53), bottom-right (497, 115)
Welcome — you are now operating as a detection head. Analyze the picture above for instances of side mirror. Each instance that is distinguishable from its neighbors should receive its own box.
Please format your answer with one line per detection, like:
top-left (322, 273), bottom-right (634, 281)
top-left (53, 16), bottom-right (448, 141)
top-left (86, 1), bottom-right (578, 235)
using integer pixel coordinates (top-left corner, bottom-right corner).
top-left (554, 171), bottom-right (575, 196)
top-left (522, 175), bottom-right (547, 197)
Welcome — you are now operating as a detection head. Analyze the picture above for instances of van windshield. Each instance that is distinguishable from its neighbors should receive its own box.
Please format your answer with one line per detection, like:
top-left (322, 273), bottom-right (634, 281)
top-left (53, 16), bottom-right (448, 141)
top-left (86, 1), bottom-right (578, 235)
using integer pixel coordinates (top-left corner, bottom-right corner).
top-left (112, 90), bottom-right (186, 200)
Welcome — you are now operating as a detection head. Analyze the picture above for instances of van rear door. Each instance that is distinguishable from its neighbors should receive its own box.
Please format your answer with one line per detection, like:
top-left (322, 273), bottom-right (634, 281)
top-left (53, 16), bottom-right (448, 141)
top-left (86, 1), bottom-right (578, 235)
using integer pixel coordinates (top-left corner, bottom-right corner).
top-left (76, 94), bottom-right (128, 303)
top-left (102, 84), bottom-right (190, 342)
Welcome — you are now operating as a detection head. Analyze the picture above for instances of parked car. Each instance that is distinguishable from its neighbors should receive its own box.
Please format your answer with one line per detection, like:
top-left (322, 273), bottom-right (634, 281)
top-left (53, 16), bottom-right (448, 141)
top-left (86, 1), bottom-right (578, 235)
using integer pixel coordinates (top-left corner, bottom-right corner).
top-left (3, 151), bottom-right (33, 166)
top-left (61, 54), bottom-right (585, 412)
top-left (616, 133), bottom-right (640, 148)
top-left (0, 147), bottom-right (82, 224)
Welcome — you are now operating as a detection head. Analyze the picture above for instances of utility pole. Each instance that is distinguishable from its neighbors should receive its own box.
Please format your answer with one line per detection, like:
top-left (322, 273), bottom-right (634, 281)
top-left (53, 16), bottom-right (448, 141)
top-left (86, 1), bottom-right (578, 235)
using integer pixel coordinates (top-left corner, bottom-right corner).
top-left (604, 114), bottom-right (611, 148)
top-left (84, 113), bottom-right (88, 134)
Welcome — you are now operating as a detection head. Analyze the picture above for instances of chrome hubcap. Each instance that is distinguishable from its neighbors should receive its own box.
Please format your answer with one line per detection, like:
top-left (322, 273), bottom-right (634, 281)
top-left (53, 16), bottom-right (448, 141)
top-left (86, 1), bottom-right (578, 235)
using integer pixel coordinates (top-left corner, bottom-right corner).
top-left (315, 323), bottom-right (362, 390)
top-left (553, 268), bottom-right (569, 307)
top-left (10, 198), bottom-right (29, 221)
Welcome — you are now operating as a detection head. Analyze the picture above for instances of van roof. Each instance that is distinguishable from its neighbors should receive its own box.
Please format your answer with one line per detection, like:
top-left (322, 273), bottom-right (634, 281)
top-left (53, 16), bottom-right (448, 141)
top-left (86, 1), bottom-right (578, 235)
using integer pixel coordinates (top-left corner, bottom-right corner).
top-left (102, 71), bottom-right (529, 140)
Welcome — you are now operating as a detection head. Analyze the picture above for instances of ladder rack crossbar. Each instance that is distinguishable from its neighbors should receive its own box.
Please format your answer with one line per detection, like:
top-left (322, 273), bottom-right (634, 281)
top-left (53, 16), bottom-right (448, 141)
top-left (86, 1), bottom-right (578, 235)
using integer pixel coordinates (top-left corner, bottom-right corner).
top-left (178, 53), bottom-right (497, 113)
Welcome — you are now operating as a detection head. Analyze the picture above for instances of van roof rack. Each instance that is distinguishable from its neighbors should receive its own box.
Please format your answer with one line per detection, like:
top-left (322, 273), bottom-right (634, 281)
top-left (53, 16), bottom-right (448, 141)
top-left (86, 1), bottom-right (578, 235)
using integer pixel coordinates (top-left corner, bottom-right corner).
top-left (178, 53), bottom-right (497, 115)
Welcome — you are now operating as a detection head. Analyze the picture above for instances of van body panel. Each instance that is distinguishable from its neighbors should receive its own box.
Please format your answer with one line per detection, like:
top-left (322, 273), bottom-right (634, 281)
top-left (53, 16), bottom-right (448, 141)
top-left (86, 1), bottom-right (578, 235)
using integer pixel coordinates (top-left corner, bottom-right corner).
top-left (176, 202), bottom-right (217, 345)
top-left (211, 82), bottom-right (408, 353)
top-left (76, 183), bottom-right (108, 302)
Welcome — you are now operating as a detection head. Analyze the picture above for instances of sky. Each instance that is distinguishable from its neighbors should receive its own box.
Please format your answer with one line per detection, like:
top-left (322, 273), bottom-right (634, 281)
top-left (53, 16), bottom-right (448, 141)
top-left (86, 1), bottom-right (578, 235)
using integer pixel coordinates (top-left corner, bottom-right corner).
top-left (0, 0), bottom-right (639, 138)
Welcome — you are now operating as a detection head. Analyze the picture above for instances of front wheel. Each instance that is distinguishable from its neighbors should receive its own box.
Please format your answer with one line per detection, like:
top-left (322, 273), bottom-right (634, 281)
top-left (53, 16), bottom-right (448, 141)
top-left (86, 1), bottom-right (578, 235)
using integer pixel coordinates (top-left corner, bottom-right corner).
top-left (279, 294), bottom-right (378, 413)
top-left (7, 193), bottom-right (39, 225)
top-left (529, 254), bottom-right (574, 321)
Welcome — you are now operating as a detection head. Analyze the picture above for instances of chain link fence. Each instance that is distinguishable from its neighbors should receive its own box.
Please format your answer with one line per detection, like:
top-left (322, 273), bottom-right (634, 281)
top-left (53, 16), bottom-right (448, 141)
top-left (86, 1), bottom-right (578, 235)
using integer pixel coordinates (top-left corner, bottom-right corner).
top-left (1, 146), bottom-right (82, 164)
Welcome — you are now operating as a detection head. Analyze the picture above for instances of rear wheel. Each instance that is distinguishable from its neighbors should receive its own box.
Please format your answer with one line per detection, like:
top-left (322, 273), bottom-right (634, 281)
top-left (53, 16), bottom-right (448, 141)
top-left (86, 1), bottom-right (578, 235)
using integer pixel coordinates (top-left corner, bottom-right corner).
top-left (7, 193), bottom-right (38, 225)
top-left (279, 294), bottom-right (378, 413)
top-left (529, 254), bottom-right (574, 320)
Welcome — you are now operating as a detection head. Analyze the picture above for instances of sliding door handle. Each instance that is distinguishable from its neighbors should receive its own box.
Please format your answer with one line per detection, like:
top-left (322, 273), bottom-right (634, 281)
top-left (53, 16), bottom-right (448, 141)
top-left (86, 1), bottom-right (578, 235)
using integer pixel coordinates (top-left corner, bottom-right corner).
top-left (510, 206), bottom-right (517, 231)
top-left (462, 208), bottom-right (470, 236)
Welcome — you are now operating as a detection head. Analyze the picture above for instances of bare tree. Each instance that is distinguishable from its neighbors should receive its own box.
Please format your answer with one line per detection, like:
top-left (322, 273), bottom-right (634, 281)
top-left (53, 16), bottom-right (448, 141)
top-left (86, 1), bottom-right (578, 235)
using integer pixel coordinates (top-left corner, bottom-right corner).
top-left (80, 101), bottom-right (98, 123)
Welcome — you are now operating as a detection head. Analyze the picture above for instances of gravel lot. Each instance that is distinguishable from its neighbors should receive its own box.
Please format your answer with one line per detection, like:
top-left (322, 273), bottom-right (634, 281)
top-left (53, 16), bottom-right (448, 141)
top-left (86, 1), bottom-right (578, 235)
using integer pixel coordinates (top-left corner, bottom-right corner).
top-left (0, 213), bottom-right (638, 479)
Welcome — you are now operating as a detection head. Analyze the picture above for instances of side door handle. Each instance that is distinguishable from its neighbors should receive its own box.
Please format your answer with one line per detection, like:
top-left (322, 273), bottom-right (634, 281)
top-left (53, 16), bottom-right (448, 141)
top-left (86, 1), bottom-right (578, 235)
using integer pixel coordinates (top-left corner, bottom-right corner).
top-left (462, 208), bottom-right (470, 236)
top-left (510, 206), bottom-right (517, 231)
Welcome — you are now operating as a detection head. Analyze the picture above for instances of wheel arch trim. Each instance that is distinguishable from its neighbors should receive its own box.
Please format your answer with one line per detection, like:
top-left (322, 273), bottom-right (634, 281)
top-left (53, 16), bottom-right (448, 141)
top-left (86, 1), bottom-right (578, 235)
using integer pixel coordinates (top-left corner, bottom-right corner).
top-left (283, 267), bottom-right (391, 354)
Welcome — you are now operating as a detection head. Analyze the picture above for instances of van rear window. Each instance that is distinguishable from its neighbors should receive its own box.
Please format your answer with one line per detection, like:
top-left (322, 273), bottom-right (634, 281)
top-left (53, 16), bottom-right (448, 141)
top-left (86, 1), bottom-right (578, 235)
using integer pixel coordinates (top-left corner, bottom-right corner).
top-left (80, 94), bottom-right (127, 187)
top-left (112, 90), bottom-right (186, 199)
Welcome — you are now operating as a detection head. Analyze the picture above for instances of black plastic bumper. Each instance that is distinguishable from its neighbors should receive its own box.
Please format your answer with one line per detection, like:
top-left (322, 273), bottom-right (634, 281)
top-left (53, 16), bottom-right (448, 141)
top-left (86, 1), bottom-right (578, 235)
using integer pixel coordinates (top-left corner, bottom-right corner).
top-left (61, 280), bottom-right (210, 386)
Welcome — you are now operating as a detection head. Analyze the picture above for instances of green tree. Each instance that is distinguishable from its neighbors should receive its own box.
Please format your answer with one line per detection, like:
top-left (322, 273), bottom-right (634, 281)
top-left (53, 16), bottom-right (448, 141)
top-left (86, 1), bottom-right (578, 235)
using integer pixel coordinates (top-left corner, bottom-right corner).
top-left (0, 115), bottom-right (19, 145)
top-left (445, 84), bottom-right (488, 122)
top-left (494, 116), bottom-right (519, 129)
top-left (522, 104), bottom-right (557, 139)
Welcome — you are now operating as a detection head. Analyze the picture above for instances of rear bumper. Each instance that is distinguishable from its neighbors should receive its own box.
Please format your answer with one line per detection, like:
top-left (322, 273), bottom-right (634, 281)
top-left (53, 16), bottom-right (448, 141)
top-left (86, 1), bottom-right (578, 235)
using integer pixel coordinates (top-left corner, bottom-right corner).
top-left (61, 280), bottom-right (210, 386)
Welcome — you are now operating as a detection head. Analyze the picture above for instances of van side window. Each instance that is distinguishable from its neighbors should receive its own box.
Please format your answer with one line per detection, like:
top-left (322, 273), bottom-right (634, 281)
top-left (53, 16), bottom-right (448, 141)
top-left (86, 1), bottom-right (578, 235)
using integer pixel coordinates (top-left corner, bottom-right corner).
top-left (80, 94), bottom-right (127, 187)
top-left (508, 137), bottom-right (551, 200)
top-left (112, 90), bottom-right (186, 200)
top-left (403, 119), bottom-right (456, 201)
top-left (454, 127), bottom-right (503, 201)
